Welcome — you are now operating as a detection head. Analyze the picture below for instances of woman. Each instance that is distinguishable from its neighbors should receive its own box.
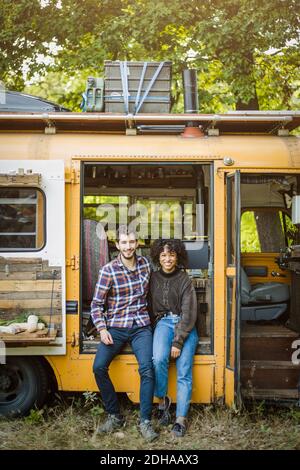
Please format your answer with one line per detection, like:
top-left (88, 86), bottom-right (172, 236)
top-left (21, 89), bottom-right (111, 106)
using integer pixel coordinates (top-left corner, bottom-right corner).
top-left (150, 239), bottom-right (198, 437)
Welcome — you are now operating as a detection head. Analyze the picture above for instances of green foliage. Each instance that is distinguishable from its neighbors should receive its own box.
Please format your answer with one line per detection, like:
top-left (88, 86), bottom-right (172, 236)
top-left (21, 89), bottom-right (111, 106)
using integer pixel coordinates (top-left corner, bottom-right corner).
top-left (0, 311), bottom-right (34, 326)
top-left (0, 0), bottom-right (63, 89)
top-left (24, 70), bottom-right (91, 112)
top-left (286, 407), bottom-right (300, 424)
top-left (82, 391), bottom-right (104, 417)
top-left (82, 391), bottom-right (98, 407)
top-left (1, 0), bottom-right (299, 114)
top-left (24, 408), bottom-right (45, 425)
top-left (241, 211), bottom-right (261, 253)
top-left (90, 405), bottom-right (105, 417)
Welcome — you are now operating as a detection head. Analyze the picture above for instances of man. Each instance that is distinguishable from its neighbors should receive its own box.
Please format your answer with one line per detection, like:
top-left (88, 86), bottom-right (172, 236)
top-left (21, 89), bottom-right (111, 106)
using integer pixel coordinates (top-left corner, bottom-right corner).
top-left (91, 225), bottom-right (158, 441)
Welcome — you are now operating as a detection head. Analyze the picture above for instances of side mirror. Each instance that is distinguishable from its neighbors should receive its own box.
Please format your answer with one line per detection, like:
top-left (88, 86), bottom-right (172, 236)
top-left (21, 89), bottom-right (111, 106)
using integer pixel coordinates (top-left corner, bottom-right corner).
top-left (292, 195), bottom-right (300, 224)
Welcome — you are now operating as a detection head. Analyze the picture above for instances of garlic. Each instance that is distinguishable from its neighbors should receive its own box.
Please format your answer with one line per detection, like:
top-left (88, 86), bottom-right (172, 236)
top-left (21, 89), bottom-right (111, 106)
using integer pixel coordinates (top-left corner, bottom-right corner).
top-left (27, 315), bottom-right (39, 333)
top-left (0, 325), bottom-right (21, 335)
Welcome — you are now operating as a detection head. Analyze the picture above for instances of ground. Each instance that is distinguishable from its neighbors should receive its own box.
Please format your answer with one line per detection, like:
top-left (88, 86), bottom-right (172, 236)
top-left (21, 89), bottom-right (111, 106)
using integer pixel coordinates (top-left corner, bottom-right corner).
top-left (1, 393), bottom-right (300, 450)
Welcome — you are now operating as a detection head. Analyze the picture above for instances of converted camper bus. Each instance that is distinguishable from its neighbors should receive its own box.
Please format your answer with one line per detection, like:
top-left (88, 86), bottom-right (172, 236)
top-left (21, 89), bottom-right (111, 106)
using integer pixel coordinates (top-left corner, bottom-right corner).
top-left (0, 108), bottom-right (300, 415)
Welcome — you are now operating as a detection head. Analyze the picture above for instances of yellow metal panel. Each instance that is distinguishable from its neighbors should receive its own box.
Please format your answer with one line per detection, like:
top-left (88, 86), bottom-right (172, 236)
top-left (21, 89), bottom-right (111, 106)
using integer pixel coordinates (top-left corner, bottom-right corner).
top-left (241, 253), bottom-right (291, 284)
top-left (225, 368), bottom-right (235, 407)
top-left (47, 351), bottom-right (216, 404)
top-left (213, 162), bottom-right (226, 400)
top-left (0, 134), bottom-right (298, 169)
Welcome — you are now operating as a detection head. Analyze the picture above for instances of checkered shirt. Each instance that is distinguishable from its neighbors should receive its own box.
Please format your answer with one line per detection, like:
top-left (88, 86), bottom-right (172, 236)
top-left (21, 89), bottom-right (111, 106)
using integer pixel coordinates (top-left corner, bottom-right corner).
top-left (91, 254), bottom-right (151, 331)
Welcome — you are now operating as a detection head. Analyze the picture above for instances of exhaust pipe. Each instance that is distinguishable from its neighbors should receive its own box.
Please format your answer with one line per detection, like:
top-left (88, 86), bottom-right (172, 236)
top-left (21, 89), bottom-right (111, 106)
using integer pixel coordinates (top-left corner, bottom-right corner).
top-left (182, 69), bottom-right (204, 138)
top-left (183, 69), bottom-right (199, 113)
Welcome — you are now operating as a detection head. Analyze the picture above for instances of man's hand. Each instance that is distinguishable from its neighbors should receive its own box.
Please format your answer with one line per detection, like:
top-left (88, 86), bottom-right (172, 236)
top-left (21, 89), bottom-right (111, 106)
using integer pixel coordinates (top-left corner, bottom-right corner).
top-left (171, 346), bottom-right (181, 359)
top-left (100, 329), bottom-right (114, 345)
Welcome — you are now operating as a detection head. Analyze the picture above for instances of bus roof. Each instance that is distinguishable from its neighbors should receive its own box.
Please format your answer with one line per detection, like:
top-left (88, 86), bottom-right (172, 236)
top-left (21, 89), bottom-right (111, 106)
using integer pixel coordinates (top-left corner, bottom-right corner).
top-left (0, 110), bottom-right (299, 135)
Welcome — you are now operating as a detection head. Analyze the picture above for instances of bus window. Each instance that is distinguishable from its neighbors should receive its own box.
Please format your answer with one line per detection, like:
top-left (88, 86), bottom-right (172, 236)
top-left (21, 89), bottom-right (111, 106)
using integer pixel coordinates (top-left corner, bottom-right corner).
top-left (0, 187), bottom-right (45, 251)
top-left (241, 209), bottom-right (288, 253)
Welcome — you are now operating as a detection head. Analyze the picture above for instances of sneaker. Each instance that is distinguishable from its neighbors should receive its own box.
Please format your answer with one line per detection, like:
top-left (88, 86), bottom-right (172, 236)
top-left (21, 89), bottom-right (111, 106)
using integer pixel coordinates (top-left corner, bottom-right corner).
top-left (97, 414), bottom-right (125, 433)
top-left (171, 421), bottom-right (186, 437)
top-left (139, 420), bottom-right (159, 442)
top-left (157, 396), bottom-right (172, 426)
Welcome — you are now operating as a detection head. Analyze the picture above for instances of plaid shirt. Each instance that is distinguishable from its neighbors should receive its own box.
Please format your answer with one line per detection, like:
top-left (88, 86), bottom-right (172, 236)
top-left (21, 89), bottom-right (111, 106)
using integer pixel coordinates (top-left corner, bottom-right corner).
top-left (91, 254), bottom-right (151, 331)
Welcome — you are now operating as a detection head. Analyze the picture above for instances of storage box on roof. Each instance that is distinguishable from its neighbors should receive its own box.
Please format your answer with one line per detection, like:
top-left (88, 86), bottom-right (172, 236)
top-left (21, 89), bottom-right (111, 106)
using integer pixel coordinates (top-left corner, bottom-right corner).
top-left (104, 60), bottom-right (172, 114)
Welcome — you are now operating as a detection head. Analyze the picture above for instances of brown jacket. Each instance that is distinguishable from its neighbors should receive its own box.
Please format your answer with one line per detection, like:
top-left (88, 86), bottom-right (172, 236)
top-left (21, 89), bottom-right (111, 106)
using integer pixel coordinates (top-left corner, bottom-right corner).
top-left (149, 269), bottom-right (198, 350)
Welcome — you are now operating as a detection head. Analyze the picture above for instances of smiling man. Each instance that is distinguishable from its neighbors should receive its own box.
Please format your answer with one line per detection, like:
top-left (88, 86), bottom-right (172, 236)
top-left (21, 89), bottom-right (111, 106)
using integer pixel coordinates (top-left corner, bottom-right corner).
top-left (91, 225), bottom-right (158, 442)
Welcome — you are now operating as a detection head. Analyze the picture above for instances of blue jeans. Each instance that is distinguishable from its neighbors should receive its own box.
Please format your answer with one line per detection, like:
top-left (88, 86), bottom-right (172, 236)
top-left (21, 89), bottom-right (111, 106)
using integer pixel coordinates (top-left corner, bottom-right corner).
top-left (93, 324), bottom-right (154, 421)
top-left (153, 316), bottom-right (198, 418)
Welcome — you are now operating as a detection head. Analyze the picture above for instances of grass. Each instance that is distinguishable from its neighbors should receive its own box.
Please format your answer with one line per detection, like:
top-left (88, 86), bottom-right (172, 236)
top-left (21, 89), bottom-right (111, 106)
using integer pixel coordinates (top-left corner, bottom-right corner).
top-left (1, 393), bottom-right (300, 450)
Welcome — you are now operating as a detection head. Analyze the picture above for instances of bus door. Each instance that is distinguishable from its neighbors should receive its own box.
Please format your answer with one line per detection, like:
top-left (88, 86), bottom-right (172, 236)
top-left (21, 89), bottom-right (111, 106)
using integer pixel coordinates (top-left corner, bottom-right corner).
top-left (0, 160), bottom-right (66, 354)
top-left (225, 171), bottom-right (241, 407)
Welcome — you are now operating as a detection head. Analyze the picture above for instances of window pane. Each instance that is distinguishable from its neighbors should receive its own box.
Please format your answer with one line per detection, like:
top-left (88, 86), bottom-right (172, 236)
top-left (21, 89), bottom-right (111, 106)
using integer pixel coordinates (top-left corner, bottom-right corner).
top-left (283, 212), bottom-right (298, 247)
top-left (241, 211), bottom-right (261, 253)
top-left (83, 196), bottom-right (196, 242)
top-left (226, 176), bottom-right (236, 264)
top-left (254, 210), bottom-right (285, 252)
top-left (241, 209), bottom-right (288, 253)
top-left (0, 188), bottom-right (45, 250)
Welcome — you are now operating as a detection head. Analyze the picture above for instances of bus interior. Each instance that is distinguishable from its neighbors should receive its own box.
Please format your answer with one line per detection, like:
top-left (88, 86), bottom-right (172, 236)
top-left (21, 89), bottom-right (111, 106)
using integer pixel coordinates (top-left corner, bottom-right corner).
top-left (81, 162), bottom-right (213, 356)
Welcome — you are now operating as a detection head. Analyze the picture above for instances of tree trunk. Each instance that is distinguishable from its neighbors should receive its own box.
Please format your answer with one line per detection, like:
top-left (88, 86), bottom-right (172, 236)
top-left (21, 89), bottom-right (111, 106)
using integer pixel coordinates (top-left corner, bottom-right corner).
top-left (236, 86), bottom-right (259, 110)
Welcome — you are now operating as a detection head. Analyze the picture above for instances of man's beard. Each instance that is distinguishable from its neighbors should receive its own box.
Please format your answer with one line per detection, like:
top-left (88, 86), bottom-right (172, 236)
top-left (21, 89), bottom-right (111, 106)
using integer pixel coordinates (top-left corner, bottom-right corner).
top-left (121, 251), bottom-right (135, 260)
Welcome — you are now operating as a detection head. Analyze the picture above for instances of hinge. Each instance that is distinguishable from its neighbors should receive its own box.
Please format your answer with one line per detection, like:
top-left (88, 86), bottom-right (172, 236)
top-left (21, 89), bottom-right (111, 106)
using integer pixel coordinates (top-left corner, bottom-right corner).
top-left (66, 255), bottom-right (79, 270)
top-left (71, 331), bottom-right (79, 347)
top-left (66, 168), bottom-right (80, 184)
top-left (70, 168), bottom-right (80, 184)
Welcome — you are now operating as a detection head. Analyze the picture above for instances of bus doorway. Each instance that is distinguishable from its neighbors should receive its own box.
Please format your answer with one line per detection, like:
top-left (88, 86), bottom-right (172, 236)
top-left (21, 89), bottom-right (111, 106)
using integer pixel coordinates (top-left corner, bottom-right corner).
top-left (80, 162), bottom-right (214, 360)
top-left (237, 173), bottom-right (300, 405)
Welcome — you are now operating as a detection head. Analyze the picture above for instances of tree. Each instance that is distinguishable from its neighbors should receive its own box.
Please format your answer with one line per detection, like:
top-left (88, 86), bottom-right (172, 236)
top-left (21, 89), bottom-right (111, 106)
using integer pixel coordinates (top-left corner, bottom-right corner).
top-left (0, 0), bottom-right (61, 89)
top-left (4, 0), bottom-right (300, 111)
top-left (0, 0), bottom-right (108, 90)
top-left (87, 0), bottom-right (299, 110)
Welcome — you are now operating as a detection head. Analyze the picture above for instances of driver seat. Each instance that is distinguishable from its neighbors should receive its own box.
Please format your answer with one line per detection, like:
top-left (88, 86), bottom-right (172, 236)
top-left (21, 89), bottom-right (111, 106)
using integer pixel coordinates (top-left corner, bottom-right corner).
top-left (241, 267), bottom-right (289, 321)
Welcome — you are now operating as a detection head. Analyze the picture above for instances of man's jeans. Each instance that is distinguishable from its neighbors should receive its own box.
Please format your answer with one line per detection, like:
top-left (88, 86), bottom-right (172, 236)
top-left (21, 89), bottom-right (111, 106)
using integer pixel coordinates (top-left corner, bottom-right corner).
top-left (93, 323), bottom-right (154, 421)
top-left (153, 316), bottom-right (198, 418)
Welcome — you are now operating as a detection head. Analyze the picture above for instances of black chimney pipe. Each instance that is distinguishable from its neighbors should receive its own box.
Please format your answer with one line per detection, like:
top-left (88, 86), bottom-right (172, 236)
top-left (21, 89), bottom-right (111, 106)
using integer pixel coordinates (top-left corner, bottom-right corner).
top-left (181, 69), bottom-right (203, 137)
top-left (183, 69), bottom-right (199, 113)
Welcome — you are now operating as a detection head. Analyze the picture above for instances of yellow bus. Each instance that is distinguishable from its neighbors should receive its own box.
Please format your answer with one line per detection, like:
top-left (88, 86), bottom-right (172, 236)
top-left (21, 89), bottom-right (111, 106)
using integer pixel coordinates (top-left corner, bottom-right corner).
top-left (0, 108), bottom-right (300, 415)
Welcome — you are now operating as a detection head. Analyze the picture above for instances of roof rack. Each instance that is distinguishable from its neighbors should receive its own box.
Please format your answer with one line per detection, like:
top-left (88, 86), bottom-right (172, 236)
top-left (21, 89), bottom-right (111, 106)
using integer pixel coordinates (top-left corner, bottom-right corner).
top-left (0, 111), bottom-right (299, 135)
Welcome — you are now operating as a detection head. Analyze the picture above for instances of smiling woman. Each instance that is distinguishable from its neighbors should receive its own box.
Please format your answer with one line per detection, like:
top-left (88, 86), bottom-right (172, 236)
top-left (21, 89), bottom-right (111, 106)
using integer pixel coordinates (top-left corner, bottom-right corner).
top-left (149, 238), bottom-right (198, 437)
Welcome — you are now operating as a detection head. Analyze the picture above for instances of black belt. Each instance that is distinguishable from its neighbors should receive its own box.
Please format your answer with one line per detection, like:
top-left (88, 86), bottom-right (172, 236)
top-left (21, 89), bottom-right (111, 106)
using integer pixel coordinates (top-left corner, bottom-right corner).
top-left (160, 311), bottom-right (179, 318)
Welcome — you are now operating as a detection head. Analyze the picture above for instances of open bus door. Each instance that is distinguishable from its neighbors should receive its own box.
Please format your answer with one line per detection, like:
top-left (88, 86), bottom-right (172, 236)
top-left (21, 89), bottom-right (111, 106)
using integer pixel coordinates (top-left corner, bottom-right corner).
top-left (225, 171), bottom-right (241, 407)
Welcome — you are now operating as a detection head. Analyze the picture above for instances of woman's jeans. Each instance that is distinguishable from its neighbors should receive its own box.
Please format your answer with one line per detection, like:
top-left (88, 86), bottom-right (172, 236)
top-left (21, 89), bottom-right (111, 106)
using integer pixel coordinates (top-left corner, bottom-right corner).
top-left (153, 316), bottom-right (198, 418)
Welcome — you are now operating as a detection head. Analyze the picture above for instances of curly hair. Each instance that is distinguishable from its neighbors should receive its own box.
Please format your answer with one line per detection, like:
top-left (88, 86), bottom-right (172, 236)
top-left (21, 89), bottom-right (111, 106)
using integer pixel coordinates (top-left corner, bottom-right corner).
top-left (150, 239), bottom-right (188, 268)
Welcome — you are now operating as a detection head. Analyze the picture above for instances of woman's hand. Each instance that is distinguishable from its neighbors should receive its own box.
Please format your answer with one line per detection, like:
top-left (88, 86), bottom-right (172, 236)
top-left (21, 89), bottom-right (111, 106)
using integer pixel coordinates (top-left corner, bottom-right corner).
top-left (171, 346), bottom-right (181, 358)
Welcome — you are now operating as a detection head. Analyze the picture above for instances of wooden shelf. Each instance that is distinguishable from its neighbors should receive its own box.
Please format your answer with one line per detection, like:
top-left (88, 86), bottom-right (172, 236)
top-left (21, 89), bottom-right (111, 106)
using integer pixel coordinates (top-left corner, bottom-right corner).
top-left (0, 328), bottom-right (57, 346)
